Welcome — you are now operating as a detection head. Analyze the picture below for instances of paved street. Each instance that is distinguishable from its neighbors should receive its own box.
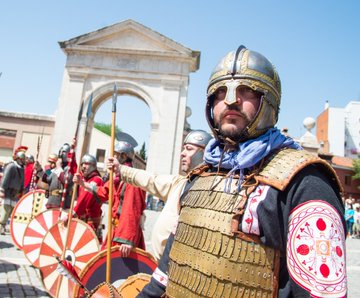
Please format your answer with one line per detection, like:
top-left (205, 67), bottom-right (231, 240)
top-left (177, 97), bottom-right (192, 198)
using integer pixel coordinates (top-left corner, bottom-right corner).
top-left (1, 211), bottom-right (360, 297)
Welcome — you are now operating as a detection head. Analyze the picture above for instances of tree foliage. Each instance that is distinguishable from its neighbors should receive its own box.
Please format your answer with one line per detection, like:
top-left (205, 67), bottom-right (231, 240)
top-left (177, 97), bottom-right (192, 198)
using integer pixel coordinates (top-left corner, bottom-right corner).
top-left (139, 142), bottom-right (147, 161)
top-left (94, 122), bottom-right (121, 136)
top-left (353, 154), bottom-right (360, 181)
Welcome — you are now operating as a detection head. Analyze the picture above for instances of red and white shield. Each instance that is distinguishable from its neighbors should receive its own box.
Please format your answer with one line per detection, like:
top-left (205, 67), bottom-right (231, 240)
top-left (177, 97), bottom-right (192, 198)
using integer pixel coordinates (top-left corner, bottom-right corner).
top-left (10, 189), bottom-right (48, 249)
top-left (287, 200), bottom-right (347, 297)
top-left (22, 208), bottom-right (61, 267)
top-left (38, 219), bottom-right (100, 297)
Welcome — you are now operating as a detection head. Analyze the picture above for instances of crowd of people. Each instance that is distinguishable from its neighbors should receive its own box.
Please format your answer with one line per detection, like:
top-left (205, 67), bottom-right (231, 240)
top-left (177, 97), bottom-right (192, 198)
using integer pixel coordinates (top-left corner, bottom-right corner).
top-left (0, 44), bottom-right (352, 297)
top-left (345, 197), bottom-right (360, 239)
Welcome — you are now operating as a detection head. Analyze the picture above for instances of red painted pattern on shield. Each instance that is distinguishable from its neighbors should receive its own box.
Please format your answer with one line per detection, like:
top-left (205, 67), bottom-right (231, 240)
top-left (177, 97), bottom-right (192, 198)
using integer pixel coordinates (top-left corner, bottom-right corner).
top-left (320, 263), bottom-right (330, 278)
top-left (287, 200), bottom-right (347, 297)
top-left (297, 244), bottom-right (310, 255)
top-left (316, 218), bottom-right (327, 231)
top-left (336, 246), bottom-right (343, 257)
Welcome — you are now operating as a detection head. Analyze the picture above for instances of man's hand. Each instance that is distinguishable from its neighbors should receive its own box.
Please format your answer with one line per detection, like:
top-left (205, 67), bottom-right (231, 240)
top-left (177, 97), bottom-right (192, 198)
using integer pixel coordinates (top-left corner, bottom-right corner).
top-left (71, 137), bottom-right (77, 150)
top-left (60, 212), bottom-right (69, 227)
top-left (106, 157), bottom-right (120, 173)
top-left (119, 244), bottom-right (133, 257)
top-left (73, 173), bottom-right (84, 187)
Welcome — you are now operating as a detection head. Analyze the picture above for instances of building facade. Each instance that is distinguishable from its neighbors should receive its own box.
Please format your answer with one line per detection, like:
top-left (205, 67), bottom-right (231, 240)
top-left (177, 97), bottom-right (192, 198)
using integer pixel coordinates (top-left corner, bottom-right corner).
top-left (317, 101), bottom-right (360, 158)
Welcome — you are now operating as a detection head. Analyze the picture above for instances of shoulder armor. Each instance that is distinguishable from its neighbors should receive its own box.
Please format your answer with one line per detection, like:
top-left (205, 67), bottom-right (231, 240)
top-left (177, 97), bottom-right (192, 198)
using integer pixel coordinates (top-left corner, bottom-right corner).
top-left (256, 148), bottom-right (343, 193)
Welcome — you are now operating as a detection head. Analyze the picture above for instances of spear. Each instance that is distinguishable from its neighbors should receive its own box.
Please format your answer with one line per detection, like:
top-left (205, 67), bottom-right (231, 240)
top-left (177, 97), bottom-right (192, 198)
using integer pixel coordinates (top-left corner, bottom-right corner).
top-left (30, 127), bottom-right (44, 193)
top-left (29, 129), bottom-right (44, 217)
top-left (55, 99), bottom-right (84, 298)
top-left (59, 99), bottom-right (84, 210)
top-left (106, 83), bottom-right (117, 283)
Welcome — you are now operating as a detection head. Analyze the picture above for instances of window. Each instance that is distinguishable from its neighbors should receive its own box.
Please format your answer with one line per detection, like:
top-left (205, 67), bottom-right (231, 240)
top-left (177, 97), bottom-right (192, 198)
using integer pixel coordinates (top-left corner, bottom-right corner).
top-left (345, 175), bottom-right (352, 186)
top-left (96, 149), bottom-right (105, 163)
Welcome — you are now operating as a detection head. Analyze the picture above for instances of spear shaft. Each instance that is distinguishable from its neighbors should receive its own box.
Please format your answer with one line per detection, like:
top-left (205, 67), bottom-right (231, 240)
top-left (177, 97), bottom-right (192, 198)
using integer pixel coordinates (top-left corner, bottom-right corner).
top-left (106, 83), bottom-right (117, 283)
top-left (55, 99), bottom-right (84, 298)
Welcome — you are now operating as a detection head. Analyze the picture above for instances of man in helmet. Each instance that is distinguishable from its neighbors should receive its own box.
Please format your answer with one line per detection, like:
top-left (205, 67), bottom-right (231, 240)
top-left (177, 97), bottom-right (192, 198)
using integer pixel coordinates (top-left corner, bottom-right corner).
top-left (65, 154), bottom-right (104, 242)
top-left (58, 143), bottom-right (71, 168)
top-left (74, 135), bottom-right (146, 257)
top-left (138, 46), bottom-right (347, 297)
top-left (36, 140), bottom-right (77, 209)
top-left (107, 129), bottom-right (212, 262)
top-left (0, 146), bottom-right (27, 235)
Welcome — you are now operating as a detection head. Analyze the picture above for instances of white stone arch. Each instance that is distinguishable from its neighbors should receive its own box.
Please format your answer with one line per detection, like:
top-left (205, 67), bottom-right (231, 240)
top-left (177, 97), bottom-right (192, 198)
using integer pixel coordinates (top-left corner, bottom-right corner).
top-left (52, 19), bottom-right (200, 174)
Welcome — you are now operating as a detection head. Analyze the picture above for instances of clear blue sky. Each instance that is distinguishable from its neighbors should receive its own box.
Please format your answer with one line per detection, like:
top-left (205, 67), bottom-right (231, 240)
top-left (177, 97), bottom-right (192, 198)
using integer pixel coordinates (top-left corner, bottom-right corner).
top-left (1, 1), bottom-right (359, 150)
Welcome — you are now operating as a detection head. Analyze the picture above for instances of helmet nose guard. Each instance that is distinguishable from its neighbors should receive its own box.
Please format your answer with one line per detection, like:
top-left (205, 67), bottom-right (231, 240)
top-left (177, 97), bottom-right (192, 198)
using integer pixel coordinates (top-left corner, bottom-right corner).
top-left (206, 45), bottom-right (281, 144)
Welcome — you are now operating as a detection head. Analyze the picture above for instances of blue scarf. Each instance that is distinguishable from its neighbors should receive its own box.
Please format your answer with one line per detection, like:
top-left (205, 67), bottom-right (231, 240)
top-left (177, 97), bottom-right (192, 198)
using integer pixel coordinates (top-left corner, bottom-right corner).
top-left (204, 127), bottom-right (302, 191)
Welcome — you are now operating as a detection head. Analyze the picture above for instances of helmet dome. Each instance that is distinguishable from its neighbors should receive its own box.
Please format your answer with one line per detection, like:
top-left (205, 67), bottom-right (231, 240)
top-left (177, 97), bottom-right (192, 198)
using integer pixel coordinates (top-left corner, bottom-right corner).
top-left (184, 130), bottom-right (212, 149)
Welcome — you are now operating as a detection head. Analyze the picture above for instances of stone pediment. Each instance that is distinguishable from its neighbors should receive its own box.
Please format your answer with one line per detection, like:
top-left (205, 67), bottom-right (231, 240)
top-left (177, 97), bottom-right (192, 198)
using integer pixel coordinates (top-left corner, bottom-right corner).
top-left (59, 19), bottom-right (198, 59)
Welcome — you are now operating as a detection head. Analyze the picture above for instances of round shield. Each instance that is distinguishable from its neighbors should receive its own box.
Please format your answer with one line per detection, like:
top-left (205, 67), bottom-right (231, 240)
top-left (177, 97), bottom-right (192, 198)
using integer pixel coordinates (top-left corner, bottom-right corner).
top-left (38, 218), bottom-right (100, 298)
top-left (117, 273), bottom-right (151, 297)
top-left (10, 189), bottom-right (48, 249)
top-left (22, 208), bottom-right (61, 267)
top-left (88, 282), bottom-right (122, 298)
top-left (73, 246), bottom-right (157, 297)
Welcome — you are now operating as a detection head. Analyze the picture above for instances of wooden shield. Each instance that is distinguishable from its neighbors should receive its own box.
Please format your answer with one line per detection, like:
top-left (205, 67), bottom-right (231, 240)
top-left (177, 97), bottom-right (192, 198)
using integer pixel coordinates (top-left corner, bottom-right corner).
top-left (117, 273), bottom-right (152, 297)
top-left (73, 247), bottom-right (157, 297)
top-left (38, 219), bottom-right (100, 298)
top-left (22, 208), bottom-right (61, 267)
top-left (10, 189), bottom-right (48, 249)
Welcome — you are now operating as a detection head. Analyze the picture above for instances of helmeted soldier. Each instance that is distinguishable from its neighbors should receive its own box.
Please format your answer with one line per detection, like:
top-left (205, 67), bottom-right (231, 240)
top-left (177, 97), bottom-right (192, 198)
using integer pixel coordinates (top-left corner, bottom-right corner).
top-left (74, 133), bottom-right (146, 257)
top-left (138, 46), bottom-right (347, 297)
top-left (0, 146), bottom-right (27, 234)
top-left (69, 154), bottom-right (104, 242)
top-left (108, 129), bottom-right (212, 262)
top-left (36, 141), bottom-right (77, 209)
top-left (58, 143), bottom-right (71, 168)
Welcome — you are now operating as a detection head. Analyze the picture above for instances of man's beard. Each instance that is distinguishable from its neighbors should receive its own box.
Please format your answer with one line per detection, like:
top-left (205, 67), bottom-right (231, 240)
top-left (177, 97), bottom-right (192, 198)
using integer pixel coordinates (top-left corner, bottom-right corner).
top-left (216, 107), bottom-right (251, 142)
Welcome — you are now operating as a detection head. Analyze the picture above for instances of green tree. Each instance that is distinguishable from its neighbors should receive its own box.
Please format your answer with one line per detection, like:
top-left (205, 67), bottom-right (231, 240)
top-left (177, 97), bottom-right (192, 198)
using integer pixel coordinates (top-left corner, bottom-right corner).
top-left (139, 142), bottom-right (147, 161)
top-left (353, 154), bottom-right (360, 185)
top-left (94, 122), bottom-right (121, 136)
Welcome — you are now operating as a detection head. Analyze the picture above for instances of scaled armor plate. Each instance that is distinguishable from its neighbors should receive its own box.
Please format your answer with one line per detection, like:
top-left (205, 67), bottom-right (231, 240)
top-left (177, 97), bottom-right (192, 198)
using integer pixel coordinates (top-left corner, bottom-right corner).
top-left (166, 175), bottom-right (280, 298)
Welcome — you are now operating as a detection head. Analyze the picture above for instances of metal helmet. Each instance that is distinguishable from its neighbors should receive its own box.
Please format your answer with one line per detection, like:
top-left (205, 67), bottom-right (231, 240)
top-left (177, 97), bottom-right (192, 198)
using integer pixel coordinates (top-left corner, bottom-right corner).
top-left (206, 45), bottom-right (281, 143)
top-left (58, 142), bottom-right (71, 164)
top-left (13, 146), bottom-right (27, 165)
top-left (26, 154), bottom-right (35, 163)
top-left (15, 151), bottom-right (26, 166)
top-left (183, 130), bottom-right (212, 170)
top-left (114, 131), bottom-right (138, 161)
top-left (114, 141), bottom-right (135, 160)
top-left (184, 130), bottom-right (212, 149)
top-left (58, 143), bottom-right (71, 156)
top-left (81, 154), bottom-right (97, 174)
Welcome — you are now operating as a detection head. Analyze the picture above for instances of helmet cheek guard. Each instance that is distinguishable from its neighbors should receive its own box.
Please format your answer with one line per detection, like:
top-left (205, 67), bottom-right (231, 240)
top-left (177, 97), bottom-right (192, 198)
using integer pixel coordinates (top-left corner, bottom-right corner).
top-left (206, 45), bottom-right (281, 144)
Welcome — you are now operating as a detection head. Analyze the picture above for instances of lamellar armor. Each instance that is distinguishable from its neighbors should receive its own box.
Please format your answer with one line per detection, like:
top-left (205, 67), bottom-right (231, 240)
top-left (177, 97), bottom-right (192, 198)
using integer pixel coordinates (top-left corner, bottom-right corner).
top-left (166, 149), bottom-right (342, 297)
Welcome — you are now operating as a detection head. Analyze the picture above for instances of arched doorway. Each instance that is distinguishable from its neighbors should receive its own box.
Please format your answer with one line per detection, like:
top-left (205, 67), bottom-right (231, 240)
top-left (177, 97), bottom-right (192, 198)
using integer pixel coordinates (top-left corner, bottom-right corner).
top-left (52, 19), bottom-right (200, 174)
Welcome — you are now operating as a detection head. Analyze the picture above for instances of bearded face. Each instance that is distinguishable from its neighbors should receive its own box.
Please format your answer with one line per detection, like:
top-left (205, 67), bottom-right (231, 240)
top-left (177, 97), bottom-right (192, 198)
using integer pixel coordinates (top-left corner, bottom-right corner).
top-left (212, 86), bottom-right (261, 142)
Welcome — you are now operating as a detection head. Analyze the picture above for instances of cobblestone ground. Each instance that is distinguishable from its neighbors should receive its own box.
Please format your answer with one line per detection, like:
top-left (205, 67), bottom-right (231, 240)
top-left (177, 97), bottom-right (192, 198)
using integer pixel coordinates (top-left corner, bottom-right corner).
top-left (0, 208), bottom-right (159, 298)
top-left (1, 210), bottom-right (360, 297)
